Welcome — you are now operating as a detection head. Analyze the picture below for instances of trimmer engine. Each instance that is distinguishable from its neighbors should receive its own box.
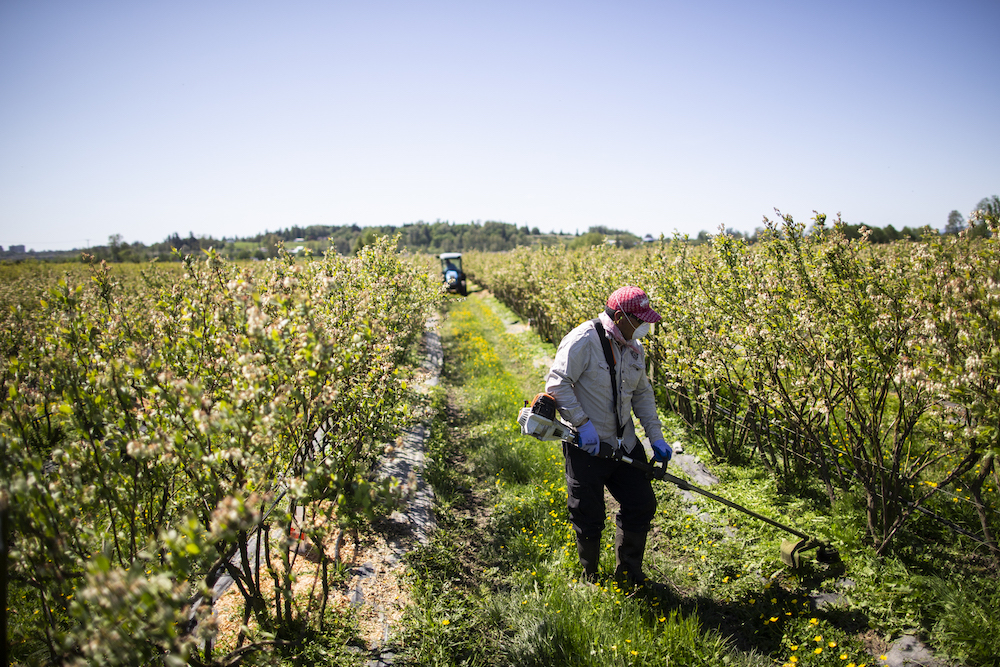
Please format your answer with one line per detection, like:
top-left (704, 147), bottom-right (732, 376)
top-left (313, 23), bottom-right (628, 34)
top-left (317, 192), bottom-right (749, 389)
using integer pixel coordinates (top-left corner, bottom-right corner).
top-left (517, 393), bottom-right (571, 441)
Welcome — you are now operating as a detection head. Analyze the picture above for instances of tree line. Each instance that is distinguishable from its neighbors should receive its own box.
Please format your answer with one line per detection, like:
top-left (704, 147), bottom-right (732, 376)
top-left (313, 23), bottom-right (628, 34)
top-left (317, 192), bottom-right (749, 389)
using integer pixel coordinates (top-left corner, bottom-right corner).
top-left (3, 195), bottom-right (996, 263)
top-left (697, 195), bottom-right (1000, 245)
top-left (2, 221), bottom-right (642, 263)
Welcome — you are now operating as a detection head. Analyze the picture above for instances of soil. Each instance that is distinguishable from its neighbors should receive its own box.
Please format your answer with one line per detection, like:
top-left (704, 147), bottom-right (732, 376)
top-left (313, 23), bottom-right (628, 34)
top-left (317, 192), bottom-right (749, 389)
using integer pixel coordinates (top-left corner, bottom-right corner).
top-left (210, 526), bottom-right (414, 655)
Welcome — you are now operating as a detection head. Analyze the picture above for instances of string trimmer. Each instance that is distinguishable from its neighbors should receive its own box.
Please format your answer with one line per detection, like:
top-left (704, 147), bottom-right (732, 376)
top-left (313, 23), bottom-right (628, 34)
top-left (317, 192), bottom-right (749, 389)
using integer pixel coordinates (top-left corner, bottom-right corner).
top-left (517, 394), bottom-right (840, 568)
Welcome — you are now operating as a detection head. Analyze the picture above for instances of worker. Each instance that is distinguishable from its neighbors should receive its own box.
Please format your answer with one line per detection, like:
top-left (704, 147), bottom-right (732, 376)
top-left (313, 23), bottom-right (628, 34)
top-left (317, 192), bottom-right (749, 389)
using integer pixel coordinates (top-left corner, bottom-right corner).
top-left (544, 286), bottom-right (672, 588)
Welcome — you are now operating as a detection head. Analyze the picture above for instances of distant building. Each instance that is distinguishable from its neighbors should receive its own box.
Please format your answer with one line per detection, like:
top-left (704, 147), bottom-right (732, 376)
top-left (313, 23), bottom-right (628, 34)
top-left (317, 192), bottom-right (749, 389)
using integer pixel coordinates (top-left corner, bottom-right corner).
top-left (9, 245), bottom-right (25, 254)
top-left (643, 234), bottom-right (655, 243)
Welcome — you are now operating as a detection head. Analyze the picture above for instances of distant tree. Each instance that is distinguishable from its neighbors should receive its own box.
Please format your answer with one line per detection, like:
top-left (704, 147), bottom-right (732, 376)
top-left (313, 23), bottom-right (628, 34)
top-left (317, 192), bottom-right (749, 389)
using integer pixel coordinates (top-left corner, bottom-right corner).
top-left (867, 226), bottom-right (889, 244)
top-left (531, 227), bottom-right (540, 235)
top-left (587, 226), bottom-right (641, 248)
top-left (569, 232), bottom-right (607, 249)
top-left (406, 224), bottom-right (431, 248)
top-left (352, 229), bottom-right (378, 255)
top-left (108, 234), bottom-right (124, 262)
top-left (840, 224), bottom-right (863, 240)
top-left (945, 209), bottom-right (965, 235)
top-left (260, 233), bottom-right (282, 259)
top-left (970, 196), bottom-right (999, 239)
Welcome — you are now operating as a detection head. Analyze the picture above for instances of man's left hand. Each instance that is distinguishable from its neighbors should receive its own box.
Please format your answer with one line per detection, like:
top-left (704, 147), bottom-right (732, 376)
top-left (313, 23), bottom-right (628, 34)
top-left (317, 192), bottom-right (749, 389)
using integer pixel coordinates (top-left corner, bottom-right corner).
top-left (651, 439), bottom-right (673, 462)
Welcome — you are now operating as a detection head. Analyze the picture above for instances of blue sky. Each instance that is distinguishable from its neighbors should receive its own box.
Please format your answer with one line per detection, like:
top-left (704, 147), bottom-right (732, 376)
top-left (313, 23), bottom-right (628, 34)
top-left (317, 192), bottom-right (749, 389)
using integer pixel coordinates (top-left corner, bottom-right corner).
top-left (1, 0), bottom-right (998, 251)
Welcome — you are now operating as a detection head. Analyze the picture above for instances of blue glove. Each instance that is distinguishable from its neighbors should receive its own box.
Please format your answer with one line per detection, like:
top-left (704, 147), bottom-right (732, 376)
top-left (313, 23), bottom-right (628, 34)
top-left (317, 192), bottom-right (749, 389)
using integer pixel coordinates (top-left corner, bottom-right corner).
top-left (651, 439), bottom-right (673, 463)
top-left (576, 420), bottom-right (600, 456)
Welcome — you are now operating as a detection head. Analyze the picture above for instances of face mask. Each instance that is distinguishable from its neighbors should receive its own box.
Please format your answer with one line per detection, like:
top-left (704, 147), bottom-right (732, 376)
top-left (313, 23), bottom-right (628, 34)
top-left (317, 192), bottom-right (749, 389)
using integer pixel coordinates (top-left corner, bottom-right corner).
top-left (632, 322), bottom-right (651, 340)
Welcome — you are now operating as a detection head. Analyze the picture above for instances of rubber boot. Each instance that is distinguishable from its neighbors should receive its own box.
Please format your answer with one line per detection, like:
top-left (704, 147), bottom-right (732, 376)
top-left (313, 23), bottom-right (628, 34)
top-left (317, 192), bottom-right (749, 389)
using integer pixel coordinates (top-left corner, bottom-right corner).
top-left (614, 528), bottom-right (650, 589)
top-left (576, 536), bottom-right (601, 583)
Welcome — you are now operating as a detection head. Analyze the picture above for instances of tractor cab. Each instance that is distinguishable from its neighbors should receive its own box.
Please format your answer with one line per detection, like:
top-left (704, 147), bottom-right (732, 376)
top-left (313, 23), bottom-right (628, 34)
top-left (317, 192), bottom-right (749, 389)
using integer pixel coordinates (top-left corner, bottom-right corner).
top-left (439, 253), bottom-right (467, 296)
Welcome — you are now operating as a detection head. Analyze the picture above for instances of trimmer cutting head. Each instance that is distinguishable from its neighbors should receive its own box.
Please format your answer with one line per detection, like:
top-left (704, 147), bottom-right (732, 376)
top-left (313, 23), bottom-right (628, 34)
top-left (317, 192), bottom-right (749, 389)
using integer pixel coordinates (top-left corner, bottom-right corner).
top-left (781, 538), bottom-right (841, 568)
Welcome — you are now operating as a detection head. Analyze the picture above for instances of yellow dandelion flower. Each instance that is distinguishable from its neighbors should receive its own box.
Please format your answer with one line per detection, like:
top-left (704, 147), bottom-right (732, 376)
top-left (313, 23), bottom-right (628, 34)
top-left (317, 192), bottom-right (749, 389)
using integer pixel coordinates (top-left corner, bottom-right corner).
top-left (829, 641), bottom-right (838, 648)
top-left (815, 648), bottom-right (824, 655)
top-left (441, 619), bottom-right (450, 625)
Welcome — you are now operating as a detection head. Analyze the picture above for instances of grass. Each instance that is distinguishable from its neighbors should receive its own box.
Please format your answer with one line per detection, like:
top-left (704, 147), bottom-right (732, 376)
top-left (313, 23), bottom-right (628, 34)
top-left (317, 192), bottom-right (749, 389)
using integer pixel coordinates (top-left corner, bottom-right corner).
top-left (390, 292), bottom-right (771, 666)
top-left (385, 289), bottom-right (1000, 667)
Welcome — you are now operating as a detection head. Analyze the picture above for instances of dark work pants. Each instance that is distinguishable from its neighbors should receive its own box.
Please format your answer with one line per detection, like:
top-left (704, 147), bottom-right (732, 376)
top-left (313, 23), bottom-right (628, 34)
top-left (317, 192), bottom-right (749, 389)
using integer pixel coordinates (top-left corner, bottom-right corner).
top-left (563, 442), bottom-right (657, 540)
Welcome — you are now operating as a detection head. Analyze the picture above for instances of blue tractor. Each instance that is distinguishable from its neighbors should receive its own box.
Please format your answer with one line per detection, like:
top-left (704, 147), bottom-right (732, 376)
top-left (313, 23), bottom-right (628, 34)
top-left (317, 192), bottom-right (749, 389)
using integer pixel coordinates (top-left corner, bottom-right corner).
top-left (439, 252), bottom-right (467, 296)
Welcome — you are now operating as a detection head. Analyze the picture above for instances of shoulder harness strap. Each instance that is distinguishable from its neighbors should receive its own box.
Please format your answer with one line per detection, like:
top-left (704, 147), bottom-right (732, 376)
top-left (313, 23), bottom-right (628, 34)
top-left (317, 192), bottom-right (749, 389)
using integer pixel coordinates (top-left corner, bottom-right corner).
top-left (592, 319), bottom-right (625, 446)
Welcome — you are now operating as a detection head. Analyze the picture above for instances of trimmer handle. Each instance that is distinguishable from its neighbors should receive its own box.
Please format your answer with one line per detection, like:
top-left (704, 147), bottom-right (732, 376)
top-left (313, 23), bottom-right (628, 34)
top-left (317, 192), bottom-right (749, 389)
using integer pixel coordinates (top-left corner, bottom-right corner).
top-left (563, 435), bottom-right (668, 480)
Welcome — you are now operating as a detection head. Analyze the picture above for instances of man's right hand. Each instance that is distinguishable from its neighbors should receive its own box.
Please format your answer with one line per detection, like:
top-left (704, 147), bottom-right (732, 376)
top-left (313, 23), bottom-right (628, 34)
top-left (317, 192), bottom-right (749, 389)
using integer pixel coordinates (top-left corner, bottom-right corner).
top-left (576, 420), bottom-right (600, 455)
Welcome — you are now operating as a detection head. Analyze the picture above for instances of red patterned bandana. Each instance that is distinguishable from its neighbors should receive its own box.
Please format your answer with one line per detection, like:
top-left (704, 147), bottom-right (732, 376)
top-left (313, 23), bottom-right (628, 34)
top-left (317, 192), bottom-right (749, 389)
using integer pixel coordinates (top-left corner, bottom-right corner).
top-left (598, 311), bottom-right (643, 354)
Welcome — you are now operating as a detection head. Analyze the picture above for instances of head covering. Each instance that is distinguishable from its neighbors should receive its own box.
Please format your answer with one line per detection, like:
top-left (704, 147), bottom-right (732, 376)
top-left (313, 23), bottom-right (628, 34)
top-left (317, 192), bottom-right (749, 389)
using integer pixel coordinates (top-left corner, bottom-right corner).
top-left (606, 286), bottom-right (661, 323)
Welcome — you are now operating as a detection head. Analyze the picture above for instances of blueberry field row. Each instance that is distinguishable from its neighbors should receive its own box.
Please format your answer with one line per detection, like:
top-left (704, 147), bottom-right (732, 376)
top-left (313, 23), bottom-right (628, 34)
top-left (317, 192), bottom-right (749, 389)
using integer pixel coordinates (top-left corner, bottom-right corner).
top-left (0, 239), bottom-right (439, 665)
top-left (465, 213), bottom-right (1000, 561)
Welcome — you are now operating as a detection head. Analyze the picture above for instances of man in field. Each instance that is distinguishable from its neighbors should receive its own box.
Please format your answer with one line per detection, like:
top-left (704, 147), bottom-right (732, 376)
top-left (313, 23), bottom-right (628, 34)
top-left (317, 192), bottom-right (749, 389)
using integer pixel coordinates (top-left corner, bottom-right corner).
top-left (545, 286), bottom-right (672, 588)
